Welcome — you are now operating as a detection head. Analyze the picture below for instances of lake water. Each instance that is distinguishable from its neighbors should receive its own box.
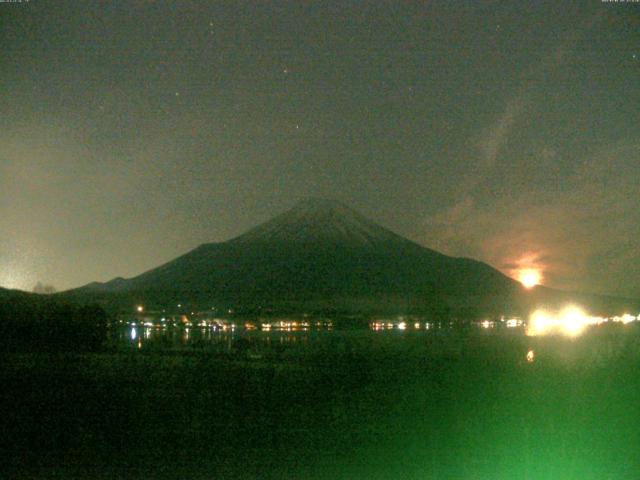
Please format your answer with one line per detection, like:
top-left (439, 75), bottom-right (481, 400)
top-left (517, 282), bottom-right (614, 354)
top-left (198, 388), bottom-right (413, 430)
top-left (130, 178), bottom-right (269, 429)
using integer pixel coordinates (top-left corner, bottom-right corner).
top-left (113, 318), bottom-right (519, 346)
top-left (110, 319), bottom-right (639, 362)
top-left (3, 321), bottom-right (640, 479)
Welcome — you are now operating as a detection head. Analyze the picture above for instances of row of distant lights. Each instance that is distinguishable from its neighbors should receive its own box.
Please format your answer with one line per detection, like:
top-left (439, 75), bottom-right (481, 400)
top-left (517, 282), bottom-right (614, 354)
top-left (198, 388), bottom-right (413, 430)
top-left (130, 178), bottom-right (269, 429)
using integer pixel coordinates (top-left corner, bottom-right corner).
top-left (134, 305), bottom-right (637, 338)
top-left (128, 316), bottom-right (332, 332)
top-left (479, 318), bottom-right (523, 329)
top-left (371, 321), bottom-right (450, 331)
top-left (371, 318), bottom-right (524, 331)
top-left (371, 309), bottom-right (638, 337)
top-left (137, 305), bottom-right (233, 315)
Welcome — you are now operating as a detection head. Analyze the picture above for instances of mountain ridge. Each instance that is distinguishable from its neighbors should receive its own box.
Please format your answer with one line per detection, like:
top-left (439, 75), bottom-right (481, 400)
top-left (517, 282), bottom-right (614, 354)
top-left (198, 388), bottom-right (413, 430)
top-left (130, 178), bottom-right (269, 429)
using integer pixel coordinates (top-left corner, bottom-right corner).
top-left (58, 199), bottom-right (639, 317)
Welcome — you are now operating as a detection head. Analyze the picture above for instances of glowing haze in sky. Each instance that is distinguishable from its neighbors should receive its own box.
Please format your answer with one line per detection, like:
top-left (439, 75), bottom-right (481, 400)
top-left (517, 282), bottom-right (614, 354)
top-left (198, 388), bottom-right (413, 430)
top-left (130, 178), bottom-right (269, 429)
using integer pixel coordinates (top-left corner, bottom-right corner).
top-left (0, 1), bottom-right (638, 297)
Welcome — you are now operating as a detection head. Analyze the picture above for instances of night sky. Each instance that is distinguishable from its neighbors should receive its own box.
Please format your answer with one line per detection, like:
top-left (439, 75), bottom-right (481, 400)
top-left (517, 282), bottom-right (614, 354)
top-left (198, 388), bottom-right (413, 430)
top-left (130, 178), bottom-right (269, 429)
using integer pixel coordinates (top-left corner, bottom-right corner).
top-left (1, 1), bottom-right (638, 298)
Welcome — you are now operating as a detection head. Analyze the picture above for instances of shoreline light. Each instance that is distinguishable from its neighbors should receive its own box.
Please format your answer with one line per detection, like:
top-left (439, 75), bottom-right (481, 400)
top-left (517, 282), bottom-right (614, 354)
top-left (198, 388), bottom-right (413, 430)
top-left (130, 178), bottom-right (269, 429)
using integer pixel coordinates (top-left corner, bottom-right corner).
top-left (526, 305), bottom-right (615, 337)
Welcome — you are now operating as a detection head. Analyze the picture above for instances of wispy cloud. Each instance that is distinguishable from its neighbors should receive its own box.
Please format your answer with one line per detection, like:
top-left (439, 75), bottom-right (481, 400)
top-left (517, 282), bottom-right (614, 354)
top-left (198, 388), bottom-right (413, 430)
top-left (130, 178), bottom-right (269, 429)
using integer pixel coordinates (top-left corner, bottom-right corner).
top-left (420, 13), bottom-right (640, 297)
top-left (477, 95), bottom-right (527, 175)
top-left (468, 13), bottom-right (602, 194)
top-left (423, 142), bottom-right (640, 297)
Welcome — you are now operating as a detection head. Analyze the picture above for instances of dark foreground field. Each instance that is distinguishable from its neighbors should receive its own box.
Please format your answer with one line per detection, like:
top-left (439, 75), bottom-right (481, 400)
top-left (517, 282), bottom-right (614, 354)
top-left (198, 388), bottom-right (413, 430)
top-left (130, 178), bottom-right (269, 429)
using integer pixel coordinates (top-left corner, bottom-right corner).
top-left (2, 328), bottom-right (640, 479)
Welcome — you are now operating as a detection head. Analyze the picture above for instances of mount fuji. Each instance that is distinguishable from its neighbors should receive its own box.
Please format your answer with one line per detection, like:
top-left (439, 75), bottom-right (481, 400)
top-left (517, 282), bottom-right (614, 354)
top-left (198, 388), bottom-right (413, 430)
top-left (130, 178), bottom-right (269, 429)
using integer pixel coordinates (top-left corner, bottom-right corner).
top-left (59, 199), bottom-right (637, 317)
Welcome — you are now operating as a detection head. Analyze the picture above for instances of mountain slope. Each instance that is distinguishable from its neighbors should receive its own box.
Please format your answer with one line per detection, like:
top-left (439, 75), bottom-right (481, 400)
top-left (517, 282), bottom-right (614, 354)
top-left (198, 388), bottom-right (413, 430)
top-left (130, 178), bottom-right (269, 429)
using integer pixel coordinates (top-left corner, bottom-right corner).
top-left (231, 198), bottom-right (412, 247)
top-left (59, 199), bottom-right (637, 316)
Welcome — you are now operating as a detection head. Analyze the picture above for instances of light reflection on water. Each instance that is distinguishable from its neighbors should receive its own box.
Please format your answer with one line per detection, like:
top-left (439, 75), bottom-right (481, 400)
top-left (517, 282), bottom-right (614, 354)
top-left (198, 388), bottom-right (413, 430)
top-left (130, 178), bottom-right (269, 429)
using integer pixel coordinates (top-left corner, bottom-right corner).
top-left (113, 320), bottom-right (537, 352)
top-left (114, 309), bottom-right (639, 353)
top-left (109, 319), bottom-right (640, 367)
top-left (112, 319), bottom-right (529, 359)
top-left (114, 324), bottom-right (321, 353)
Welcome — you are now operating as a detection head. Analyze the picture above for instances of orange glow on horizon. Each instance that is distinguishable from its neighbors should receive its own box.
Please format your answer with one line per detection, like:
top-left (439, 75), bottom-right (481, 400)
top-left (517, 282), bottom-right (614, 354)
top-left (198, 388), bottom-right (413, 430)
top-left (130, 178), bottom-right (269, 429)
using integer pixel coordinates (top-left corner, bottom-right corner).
top-left (519, 269), bottom-right (541, 289)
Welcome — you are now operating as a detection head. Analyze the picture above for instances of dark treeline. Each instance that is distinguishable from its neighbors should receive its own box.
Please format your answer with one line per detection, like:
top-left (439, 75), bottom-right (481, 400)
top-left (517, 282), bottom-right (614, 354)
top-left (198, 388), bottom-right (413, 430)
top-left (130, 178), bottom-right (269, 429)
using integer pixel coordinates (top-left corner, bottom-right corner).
top-left (0, 293), bottom-right (108, 352)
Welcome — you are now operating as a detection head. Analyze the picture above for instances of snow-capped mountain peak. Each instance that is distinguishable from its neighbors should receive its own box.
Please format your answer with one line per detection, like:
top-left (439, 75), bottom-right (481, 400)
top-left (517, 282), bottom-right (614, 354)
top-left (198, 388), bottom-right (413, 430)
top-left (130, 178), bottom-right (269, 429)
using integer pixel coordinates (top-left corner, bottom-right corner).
top-left (230, 198), bottom-right (405, 247)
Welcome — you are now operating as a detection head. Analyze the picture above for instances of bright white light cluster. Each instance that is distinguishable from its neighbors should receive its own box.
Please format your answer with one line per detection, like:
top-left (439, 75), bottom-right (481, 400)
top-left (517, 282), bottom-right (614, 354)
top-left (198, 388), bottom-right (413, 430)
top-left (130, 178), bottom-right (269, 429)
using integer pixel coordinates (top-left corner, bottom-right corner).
top-left (526, 306), bottom-right (639, 337)
top-left (612, 313), bottom-right (637, 325)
